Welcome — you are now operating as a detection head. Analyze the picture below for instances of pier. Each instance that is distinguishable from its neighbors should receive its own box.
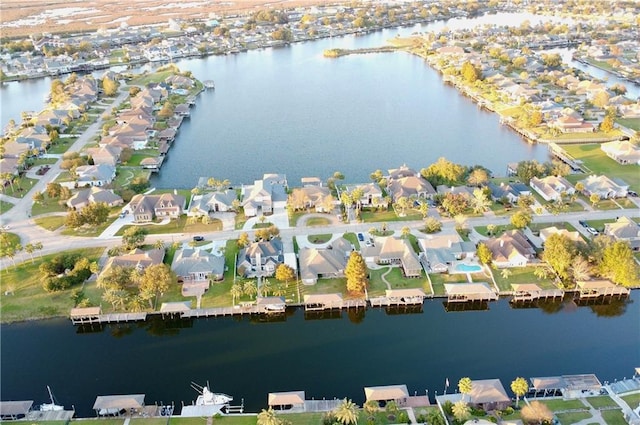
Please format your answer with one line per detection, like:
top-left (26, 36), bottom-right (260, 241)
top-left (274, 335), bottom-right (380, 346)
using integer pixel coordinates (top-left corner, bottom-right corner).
top-left (548, 143), bottom-right (586, 172)
top-left (575, 280), bottom-right (630, 300)
top-left (510, 284), bottom-right (564, 303)
top-left (70, 307), bottom-right (147, 325)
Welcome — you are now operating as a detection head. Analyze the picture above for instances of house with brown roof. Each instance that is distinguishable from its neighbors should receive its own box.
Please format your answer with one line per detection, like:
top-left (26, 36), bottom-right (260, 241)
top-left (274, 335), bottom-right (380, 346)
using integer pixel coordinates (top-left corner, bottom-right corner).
top-left (550, 115), bottom-right (595, 133)
top-left (387, 168), bottom-right (436, 202)
top-left (604, 216), bottom-right (640, 250)
top-left (237, 238), bottom-right (284, 277)
top-left (343, 183), bottom-right (383, 207)
top-left (127, 192), bottom-right (186, 222)
top-left (600, 140), bottom-right (640, 165)
top-left (100, 247), bottom-right (165, 277)
top-left (288, 186), bottom-right (332, 212)
top-left (298, 237), bottom-right (352, 284)
top-left (86, 145), bottom-right (122, 166)
top-left (539, 226), bottom-right (583, 244)
top-left (376, 237), bottom-right (422, 278)
top-left (529, 175), bottom-right (575, 202)
top-left (66, 187), bottom-right (123, 211)
top-left (484, 230), bottom-right (536, 268)
top-left (463, 379), bottom-right (511, 411)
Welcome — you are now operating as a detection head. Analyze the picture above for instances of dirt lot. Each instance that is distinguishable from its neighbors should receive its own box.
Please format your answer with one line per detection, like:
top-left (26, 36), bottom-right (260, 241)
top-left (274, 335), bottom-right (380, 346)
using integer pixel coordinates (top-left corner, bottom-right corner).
top-left (0, 0), bottom-right (334, 39)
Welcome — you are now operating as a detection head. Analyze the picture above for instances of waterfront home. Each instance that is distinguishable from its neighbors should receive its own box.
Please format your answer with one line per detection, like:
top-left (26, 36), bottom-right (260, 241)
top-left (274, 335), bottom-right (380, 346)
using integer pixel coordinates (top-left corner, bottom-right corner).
top-left (618, 102), bottom-right (640, 119)
top-left (101, 248), bottom-right (165, 276)
top-left (549, 114), bottom-right (595, 133)
top-left (604, 216), bottom-right (640, 250)
top-left (577, 175), bottom-right (629, 199)
top-left (486, 181), bottom-right (531, 204)
top-left (374, 237), bottom-right (422, 278)
top-left (342, 183), bottom-right (384, 208)
top-left (484, 230), bottom-right (536, 268)
top-left (188, 190), bottom-right (237, 215)
top-left (237, 238), bottom-right (284, 277)
top-left (600, 140), bottom-right (640, 165)
top-left (539, 226), bottom-right (583, 244)
top-left (298, 237), bottom-right (352, 284)
top-left (436, 184), bottom-right (475, 199)
top-left (301, 177), bottom-right (322, 187)
top-left (15, 125), bottom-right (50, 150)
top-left (364, 385), bottom-right (409, 406)
top-left (288, 185), bottom-right (332, 212)
top-left (387, 166), bottom-right (436, 202)
top-left (256, 296), bottom-right (286, 312)
top-left (165, 74), bottom-right (195, 89)
top-left (87, 145), bottom-right (122, 166)
top-left (66, 187), bottom-right (123, 211)
top-left (67, 164), bottom-right (116, 188)
top-left (463, 379), bottom-right (511, 411)
top-left (140, 156), bottom-right (163, 171)
top-left (127, 192), bottom-right (186, 222)
top-left (418, 234), bottom-right (476, 273)
top-left (241, 174), bottom-right (288, 217)
top-left (108, 124), bottom-right (149, 150)
top-left (529, 175), bottom-right (575, 202)
top-left (0, 158), bottom-right (19, 180)
top-left (172, 248), bottom-right (225, 296)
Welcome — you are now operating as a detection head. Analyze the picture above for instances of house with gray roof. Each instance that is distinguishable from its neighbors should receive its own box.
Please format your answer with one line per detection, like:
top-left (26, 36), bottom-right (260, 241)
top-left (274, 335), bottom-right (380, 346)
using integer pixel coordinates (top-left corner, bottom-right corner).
top-left (237, 238), bottom-right (284, 277)
top-left (484, 230), bottom-right (536, 268)
top-left (172, 248), bottom-right (225, 297)
top-left (288, 185), bottom-right (332, 212)
top-left (70, 164), bottom-right (116, 188)
top-left (128, 192), bottom-right (186, 222)
top-left (376, 237), bottom-right (422, 278)
top-left (418, 234), bottom-right (476, 273)
top-left (101, 248), bottom-right (165, 277)
top-left (298, 237), bottom-right (353, 284)
top-left (241, 174), bottom-right (288, 217)
top-left (577, 175), bottom-right (628, 199)
top-left (600, 140), bottom-right (640, 165)
top-left (487, 181), bottom-right (531, 203)
top-left (529, 175), bottom-right (575, 202)
top-left (343, 183), bottom-right (383, 208)
top-left (189, 190), bottom-right (237, 216)
top-left (66, 187), bottom-right (123, 211)
top-left (604, 217), bottom-right (640, 250)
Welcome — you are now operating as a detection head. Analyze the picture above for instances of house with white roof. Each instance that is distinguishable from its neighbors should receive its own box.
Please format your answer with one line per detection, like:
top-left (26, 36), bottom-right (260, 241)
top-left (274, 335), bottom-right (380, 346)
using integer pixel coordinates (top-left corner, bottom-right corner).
top-left (604, 217), bottom-right (640, 250)
top-left (600, 140), bottom-right (640, 165)
top-left (529, 175), bottom-right (575, 202)
top-left (577, 175), bottom-right (629, 199)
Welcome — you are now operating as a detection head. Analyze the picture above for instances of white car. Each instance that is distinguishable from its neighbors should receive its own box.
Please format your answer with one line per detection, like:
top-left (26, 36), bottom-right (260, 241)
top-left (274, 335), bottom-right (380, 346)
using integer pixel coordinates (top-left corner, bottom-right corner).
top-left (586, 227), bottom-right (598, 236)
top-left (1, 225), bottom-right (9, 230)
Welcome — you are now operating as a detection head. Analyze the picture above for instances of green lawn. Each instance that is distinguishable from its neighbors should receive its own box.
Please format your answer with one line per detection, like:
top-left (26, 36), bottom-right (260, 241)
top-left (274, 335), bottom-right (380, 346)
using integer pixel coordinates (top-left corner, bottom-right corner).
top-left (492, 266), bottom-right (558, 292)
top-left (113, 167), bottom-right (151, 188)
top-left (48, 137), bottom-right (77, 154)
top-left (428, 273), bottom-right (470, 297)
top-left (368, 266), bottom-right (429, 297)
top-left (616, 117), bottom-right (640, 131)
top-left (621, 393), bottom-right (640, 409)
top-left (34, 215), bottom-right (66, 231)
top-left (474, 224), bottom-right (515, 237)
top-left (123, 152), bottom-right (158, 166)
top-left (306, 234), bottom-right (332, 244)
top-left (538, 399), bottom-right (587, 411)
top-left (0, 247), bottom-right (105, 323)
top-left (306, 217), bottom-right (331, 226)
top-left (360, 208), bottom-right (422, 223)
top-left (31, 196), bottom-right (68, 216)
top-left (601, 409), bottom-right (626, 425)
top-left (585, 396), bottom-right (619, 409)
top-left (0, 200), bottom-right (14, 214)
top-left (169, 416), bottom-right (256, 425)
top-left (32, 157), bottom-right (58, 166)
top-left (555, 411), bottom-right (592, 424)
top-left (0, 232), bottom-right (21, 253)
top-left (563, 144), bottom-right (640, 192)
top-left (1, 177), bottom-right (38, 198)
top-left (116, 216), bottom-right (223, 236)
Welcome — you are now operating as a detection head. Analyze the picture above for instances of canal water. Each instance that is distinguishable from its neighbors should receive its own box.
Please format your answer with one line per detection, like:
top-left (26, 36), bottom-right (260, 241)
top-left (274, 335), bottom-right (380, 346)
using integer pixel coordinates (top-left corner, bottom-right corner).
top-left (1, 295), bottom-right (638, 417)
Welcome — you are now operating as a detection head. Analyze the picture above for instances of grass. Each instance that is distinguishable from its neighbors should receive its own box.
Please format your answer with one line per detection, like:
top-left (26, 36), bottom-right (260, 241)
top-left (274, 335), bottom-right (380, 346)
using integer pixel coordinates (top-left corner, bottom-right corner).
top-left (1, 177), bottom-right (38, 198)
top-left (428, 273), bottom-right (469, 297)
top-left (170, 416), bottom-right (257, 425)
top-left (621, 393), bottom-right (640, 409)
top-left (0, 200), bottom-right (15, 214)
top-left (116, 216), bottom-right (223, 236)
top-left (34, 215), bottom-right (66, 231)
top-left (360, 208), bottom-right (422, 223)
top-left (616, 117), bottom-right (640, 131)
top-left (601, 409), bottom-right (627, 425)
top-left (31, 196), bottom-right (68, 216)
top-left (32, 157), bottom-right (58, 166)
top-left (492, 266), bottom-right (558, 292)
top-left (585, 396), bottom-right (619, 409)
top-left (307, 234), bottom-right (332, 244)
top-left (563, 144), bottom-right (640, 192)
top-left (555, 411), bottom-right (592, 424)
top-left (0, 232), bottom-right (21, 251)
top-left (474, 224), bottom-right (515, 237)
top-left (124, 152), bottom-right (159, 166)
top-left (368, 266), bottom-right (430, 297)
top-left (113, 168), bottom-right (152, 188)
top-left (305, 217), bottom-right (331, 226)
top-left (0, 247), bottom-right (105, 323)
top-left (48, 137), bottom-right (77, 154)
top-left (538, 399), bottom-right (587, 411)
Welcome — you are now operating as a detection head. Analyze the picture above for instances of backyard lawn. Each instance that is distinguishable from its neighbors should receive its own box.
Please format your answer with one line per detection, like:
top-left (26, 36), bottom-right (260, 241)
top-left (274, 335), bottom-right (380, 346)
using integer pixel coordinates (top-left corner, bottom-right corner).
top-left (116, 216), bottom-right (223, 236)
top-left (492, 266), bottom-right (558, 292)
top-left (563, 144), bottom-right (640, 192)
top-left (368, 266), bottom-right (430, 297)
top-left (621, 393), bottom-right (640, 409)
top-left (600, 409), bottom-right (627, 425)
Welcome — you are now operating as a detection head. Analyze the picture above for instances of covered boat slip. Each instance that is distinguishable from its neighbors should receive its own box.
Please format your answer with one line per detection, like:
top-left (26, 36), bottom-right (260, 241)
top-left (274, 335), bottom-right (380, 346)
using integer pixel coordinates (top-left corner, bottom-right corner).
top-left (0, 401), bottom-right (33, 420)
top-left (369, 289), bottom-right (427, 307)
top-left (529, 374), bottom-right (603, 398)
top-left (510, 284), bottom-right (564, 302)
top-left (444, 283), bottom-right (498, 302)
top-left (364, 385), bottom-right (409, 405)
top-left (575, 280), bottom-right (630, 299)
top-left (267, 391), bottom-right (342, 413)
top-left (93, 394), bottom-right (145, 416)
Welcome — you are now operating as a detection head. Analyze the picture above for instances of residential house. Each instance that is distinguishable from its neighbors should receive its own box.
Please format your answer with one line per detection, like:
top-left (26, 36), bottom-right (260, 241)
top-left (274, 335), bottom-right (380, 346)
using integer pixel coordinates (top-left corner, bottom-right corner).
top-left (237, 238), bottom-right (284, 277)
top-left (301, 177), bottom-right (322, 187)
top-left (618, 102), bottom-right (640, 119)
top-left (66, 187), bottom-right (123, 211)
top-left (86, 145), bottom-right (122, 166)
top-left (16, 125), bottom-right (50, 150)
top-left (128, 192), bottom-right (186, 222)
top-left (188, 190), bottom-right (237, 215)
top-left (288, 185), bottom-right (332, 212)
top-left (418, 234), bottom-right (476, 273)
top-left (578, 175), bottom-right (629, 199)
top-left (71, 164), bottom-right (116, 188)
top-left (436, 184), bottom-right (475, 200)
top-left (487, 181), bottom-right (531, 203)
top-left (100, 248), bottom-right (165, 277)
top-left (529, 175), bottom-right (575, 202)
top-left (604, 217), bottom-right (640, 250)
top-left (343, 183), bottom-right (384, 208)
top-left (387, 165), bottom-right (435, 202)
top-left (298, 237), bottom-right (352, 284)
top-left (484, 230), bottom-right (536, 268)
top-left (539, 226), bottom-right (583, 244)
top-left (376, 237), bottom-right (422, 278)
top-left (172, 248), bottom-right (225, 296)
top-left (165, 74), bottom-right (195, 89)
top-left (464, 379), bottom-right (511, 411)
top-left (241, 174), bottom-right (288, 217)
top-left (550, 115), bottom-right (595, 133)
top-left (600, 140), bottom-right (640, 165)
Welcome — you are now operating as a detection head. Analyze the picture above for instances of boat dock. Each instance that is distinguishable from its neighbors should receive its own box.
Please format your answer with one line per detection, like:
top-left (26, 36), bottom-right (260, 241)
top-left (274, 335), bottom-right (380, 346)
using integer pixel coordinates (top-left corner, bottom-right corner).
top-left (70, 307), bottom-right (147, 325)
top-left (203, 80), bottom-right (215, 89)
top-left (25, 409), bottom-right (75, 421)
top-left (510, 284), bottom-right (565, 303)
top-left (575, 280), bottom-right (630, 300)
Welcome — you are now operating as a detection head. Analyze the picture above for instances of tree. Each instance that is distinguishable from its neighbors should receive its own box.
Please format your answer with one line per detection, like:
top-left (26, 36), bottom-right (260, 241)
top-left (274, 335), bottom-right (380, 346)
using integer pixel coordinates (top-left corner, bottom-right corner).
top-left (600, 115), bottom-right (614, 132)
top-left (238, 232), bottom-right (250, 248)
top-left (257, 408), bottom-right (281, 425)
top-left (401, 226), bottom-right (411, 239)
top-left (102, 76), bottom-right (119, 96)
top-left (334, 399), bottom-right (359, 425)
top-left (275, 264), bottom-right (295, 285)
top-left (452, 401), bottom-right (470, 422)
top-left (589, 193), bottom-right (600, 207)
top-left (395, 196), bottom-right (411, 216)
top-left (424, 217), bottom-right (442, 233)
top-left (139, 264), bottom-right (175, 309)
top-left (243, 280), bottom-right (258, 299)
top-left (461, 61), bottom-right (482, 83)
top-left (458, 377), bottom-right (473, 395)
top-left (500, 268), bottom-right (512, 279)
top-left (598, 241), bottom-right (639, 287)
top-left (345, 252), bottom-right (368, 295)
top-left (592, 90), bottom-right (610, 108)
top-left (65, 210), bottom-right (84, 228)
top-left (441, 192), bottom-right (469, 217)
top-left (542, 234), bottom-right (578, 281)
top-left (521, 401), bottom-right (553, 425)
top-left (511, 377), bottom-right (529, 408)
top-left (81, 202), bottom-right (110, 226)
top-left (230, 283), bottom-right (243, 305)
top-left (46, 182), bottom-right (62, 198)
top-left (570, 255), bottom-right (592, 281)
top-left (517, 194), bottom-right (535, 210)
top-left (421, 157), bottom-right (466, 186)
top-left (516, 160), bottom-right (546, 183)
top-left (24, 243), bottom-right (35, 263)
top-left (122, 227), bottom-right (148, 250)
top-left (97, 265), bottom-right (135, 291)
top-left (471, 188), bottom-right (491, 214)
top-left (510, 210), bottom-right (532, 229)
top-left (32, 191), bottom-right (45, 204)
top-left (260, 279), bottom-right (272, 297)
top-left (363, 400), bottom-right (378, 416)
top-left (541, 53), bottom-right (562, 67)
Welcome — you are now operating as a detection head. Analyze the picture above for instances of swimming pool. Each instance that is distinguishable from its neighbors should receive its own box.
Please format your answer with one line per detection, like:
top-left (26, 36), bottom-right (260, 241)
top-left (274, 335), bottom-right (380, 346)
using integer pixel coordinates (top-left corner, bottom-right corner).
top-left (454, 263), bottom-right (483, 273)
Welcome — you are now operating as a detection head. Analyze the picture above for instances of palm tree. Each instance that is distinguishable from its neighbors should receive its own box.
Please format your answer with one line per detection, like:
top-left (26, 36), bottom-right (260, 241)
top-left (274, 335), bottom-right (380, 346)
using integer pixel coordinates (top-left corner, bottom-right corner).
top-left (363, 400), bottom-right (378, 416)
top-left (401, 226), bottom-right (411, 238)
top-left (334, 399), bottom-right (359, 425)
top-left (458, 377), bottom-right (473, 395)
top-left (230, 283), bottom-right (243, 305)
top-left (533, 266), bottom-right (548, 280)
top-left (452, 400), bottom-right (470, 422)
top-left (500, 268), bottom-right (512, 279)
top-left (260, 279), bottom-right (272, 297)
top-left (24, 243), bottom-right (35, 263)
top-left (243, 280), bottom-right (258, 299)
top-left (153, 239), bottom-right (165, 250)
top-left (257, 408), bottom-right (280, 425)
top-left (511, 377), bottom-right (529, 408)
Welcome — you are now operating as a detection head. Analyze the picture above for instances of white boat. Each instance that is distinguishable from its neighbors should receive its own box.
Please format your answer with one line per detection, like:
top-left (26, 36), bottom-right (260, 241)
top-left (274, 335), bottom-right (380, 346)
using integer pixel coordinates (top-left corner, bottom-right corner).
top-left (40, 386), bottom-right (64, 411)
top-left (191, 382), bottom-right (233, 406)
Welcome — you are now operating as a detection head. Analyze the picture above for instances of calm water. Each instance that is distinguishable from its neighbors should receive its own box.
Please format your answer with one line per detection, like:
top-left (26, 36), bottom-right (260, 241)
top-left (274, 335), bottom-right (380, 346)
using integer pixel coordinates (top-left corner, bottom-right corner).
top-left (1, 295), bottom-right (639, 417)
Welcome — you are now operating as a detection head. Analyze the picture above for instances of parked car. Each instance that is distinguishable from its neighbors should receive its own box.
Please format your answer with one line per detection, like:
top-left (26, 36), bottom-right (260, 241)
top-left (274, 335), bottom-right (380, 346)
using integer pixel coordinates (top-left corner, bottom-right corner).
top-left (193, 236), bottom-right (204, 242)
top-left (586, 227), bottom-right (598, 236)
top-left (628, 190), bottom-right (638, 197)
top-left (357, 233), bottom-right (364, 241)
top-left (578, 220), bottom-right (588, 228)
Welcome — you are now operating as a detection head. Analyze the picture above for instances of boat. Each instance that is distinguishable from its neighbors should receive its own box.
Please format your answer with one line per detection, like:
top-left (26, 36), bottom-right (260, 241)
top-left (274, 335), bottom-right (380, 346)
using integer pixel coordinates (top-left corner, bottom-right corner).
top-left (40, 386), bottom-right (64, 411)
top-left (191, 382), bottom-right (233, 406)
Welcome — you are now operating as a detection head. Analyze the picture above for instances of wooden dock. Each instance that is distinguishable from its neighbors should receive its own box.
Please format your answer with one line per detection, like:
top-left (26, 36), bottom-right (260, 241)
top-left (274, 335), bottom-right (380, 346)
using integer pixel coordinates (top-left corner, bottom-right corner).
top-left (70, 307), bottom-right (147, 324)
top-left (510, 284), bottom-right (564, 303)
top-left (181, 306), bottom-right (260, 318)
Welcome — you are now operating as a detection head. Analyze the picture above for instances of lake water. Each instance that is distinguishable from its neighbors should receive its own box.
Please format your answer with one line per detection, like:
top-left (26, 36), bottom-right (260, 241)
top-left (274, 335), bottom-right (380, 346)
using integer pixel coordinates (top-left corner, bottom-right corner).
top-left (1, 295), bottom-right (638, 417)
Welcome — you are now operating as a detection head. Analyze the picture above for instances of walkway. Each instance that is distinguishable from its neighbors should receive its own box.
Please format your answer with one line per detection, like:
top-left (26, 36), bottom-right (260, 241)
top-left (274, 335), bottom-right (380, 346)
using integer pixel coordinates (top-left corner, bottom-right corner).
top-left (380, 266), bottom-right (393, 290)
